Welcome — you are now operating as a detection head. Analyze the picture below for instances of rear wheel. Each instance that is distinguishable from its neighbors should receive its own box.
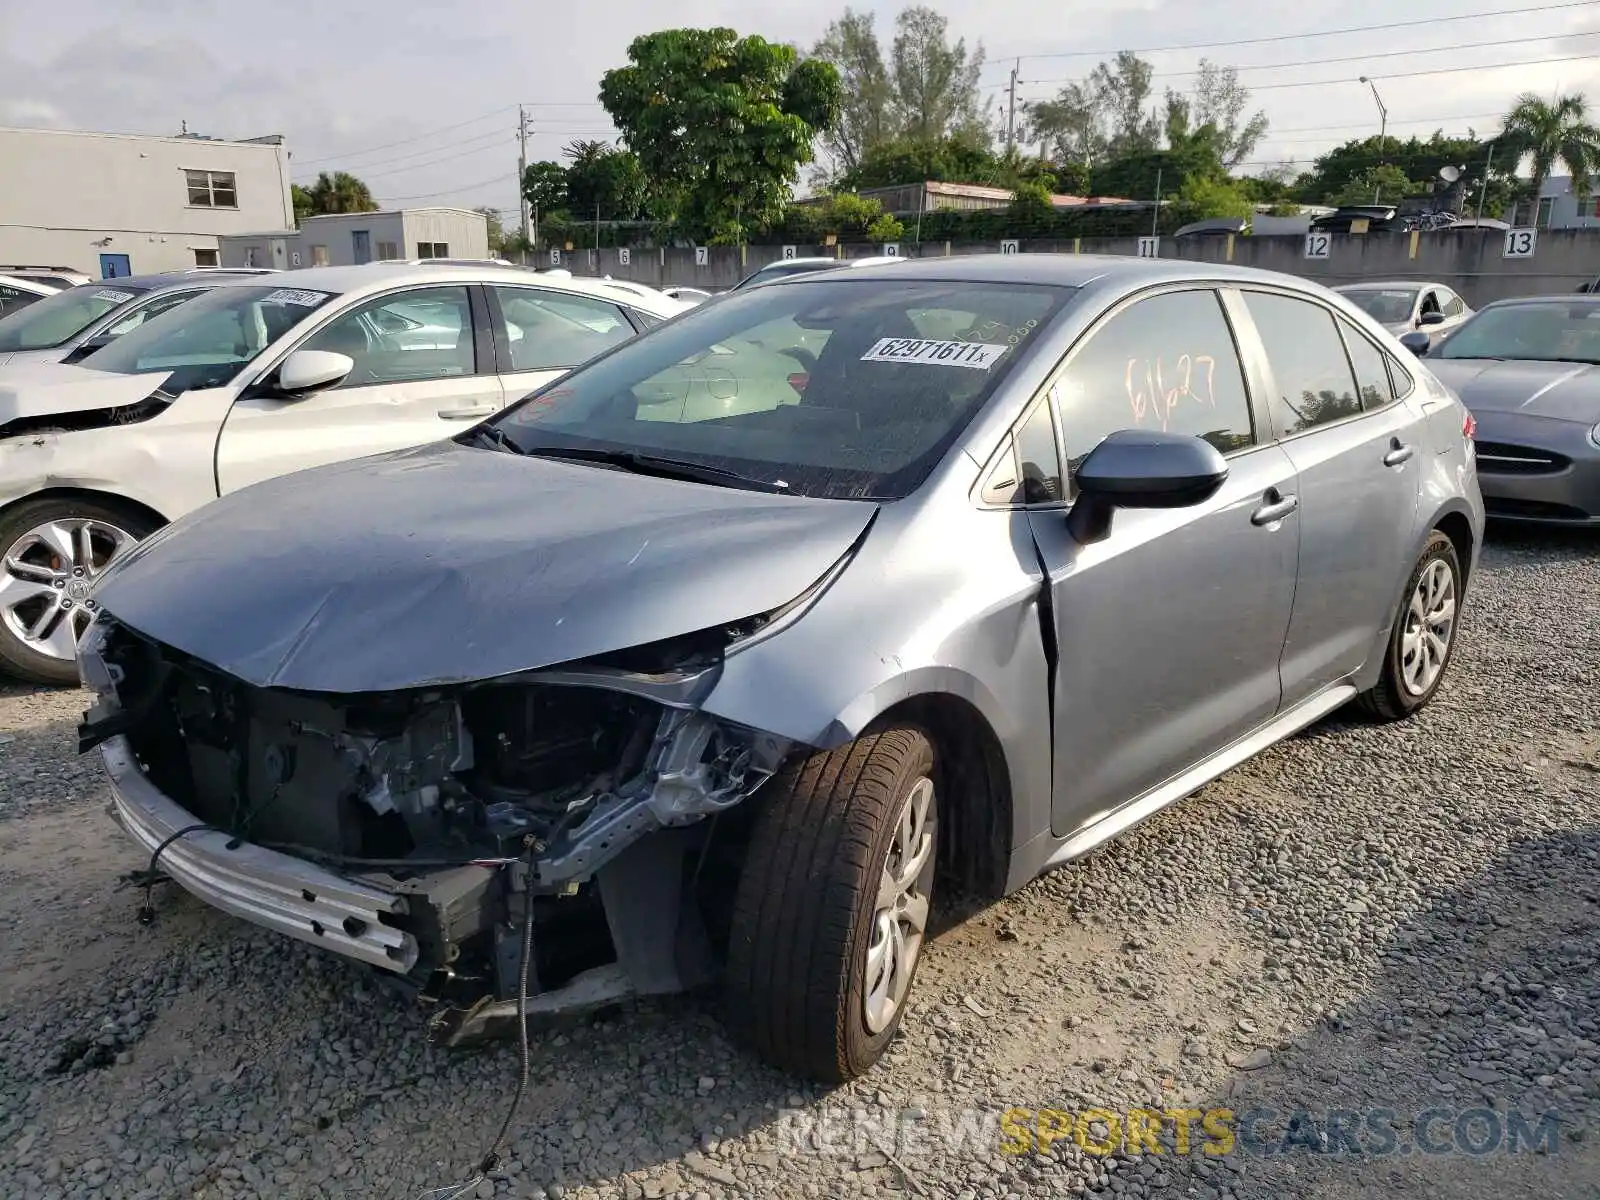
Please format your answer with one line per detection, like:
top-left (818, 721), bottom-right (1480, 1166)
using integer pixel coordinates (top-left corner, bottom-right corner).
top-left (1357, 529), bottom-right (1463, 722)
top-left (724, 727), bottom-right (938, 1082)
top-left (0, 496), bottom-right (158, 685)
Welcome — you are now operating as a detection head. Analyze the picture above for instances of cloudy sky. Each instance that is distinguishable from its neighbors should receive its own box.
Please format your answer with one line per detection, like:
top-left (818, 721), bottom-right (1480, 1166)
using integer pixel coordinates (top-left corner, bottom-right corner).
top-left (3, 0), bottom-right (1597, 217)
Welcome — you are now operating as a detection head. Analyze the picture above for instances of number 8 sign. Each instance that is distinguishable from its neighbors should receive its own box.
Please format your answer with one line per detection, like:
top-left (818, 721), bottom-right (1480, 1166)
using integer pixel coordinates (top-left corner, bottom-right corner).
top-left (1503, 228), bottom-right (1537, 259)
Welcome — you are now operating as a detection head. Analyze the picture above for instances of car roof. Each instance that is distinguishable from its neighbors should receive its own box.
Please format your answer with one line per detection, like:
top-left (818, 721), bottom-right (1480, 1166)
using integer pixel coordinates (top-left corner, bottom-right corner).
top-left (772, 252), bottom-right (1352, 292)
top-left (1479, 293), bottom-right (1600, 309)
top-left (185, 262), bottom-right (686, 314)
top-left (0, 273), bottom-right (57, 295)
top-left (1334, 281), bottom-right (1436, 291)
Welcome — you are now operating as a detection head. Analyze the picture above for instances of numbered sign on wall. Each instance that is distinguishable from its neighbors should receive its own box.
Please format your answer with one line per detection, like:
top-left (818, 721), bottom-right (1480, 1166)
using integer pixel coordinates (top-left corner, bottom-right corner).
top-left (618, 247), bottom-right (631, 266)
top-left (694, 246), bottom-right (709, 266)
top-left (549, 248), bottom-right (562, 266)
top-left (1137, 236), bottom-right (1160, 258)
top-left (289, 251), bottom-right (301, 267)
top-left (1304, 231), bottom-right (1332, 260)
top-left (781, 245), bottom-right (798, 260)
top-left (1000, 239), bottom-right (1019, 254)
top-left (1503, 228), bottom-right (1537, 259)
top-left (881, 243), bottom-right (900, 257)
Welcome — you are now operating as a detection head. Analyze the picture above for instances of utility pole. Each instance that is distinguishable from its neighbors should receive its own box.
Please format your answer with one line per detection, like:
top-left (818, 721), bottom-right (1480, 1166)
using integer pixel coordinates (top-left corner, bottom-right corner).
top-left (1151, 168), bottom-right (1162, 237)
top-left (517, 106), bottom-right (533, 255)
top-left (1358, 76), bottom-right (1388, 203)
top-left (1005, 60), bottom-right (1021, 154)
top-left (1476, 143), bottom-right (1494, 222)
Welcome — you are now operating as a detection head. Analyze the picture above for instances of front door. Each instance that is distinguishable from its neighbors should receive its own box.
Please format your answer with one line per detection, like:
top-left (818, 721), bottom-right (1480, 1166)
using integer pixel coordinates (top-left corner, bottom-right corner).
top-left (1231, 288), bottom-right (1424, 705)
top-left (99, 253), bottom-right (131, 278)
top-left (1027, 286), bottom-right (1300, 837)
top-left (216, 284), bottom-right (503, 493)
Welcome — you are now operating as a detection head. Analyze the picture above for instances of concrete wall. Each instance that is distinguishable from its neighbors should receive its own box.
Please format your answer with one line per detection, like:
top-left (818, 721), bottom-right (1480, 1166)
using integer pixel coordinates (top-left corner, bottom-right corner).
top-left (548, 229), bottom-right (1600, 307)
top-left (0, 126), bottom-right (293, 276)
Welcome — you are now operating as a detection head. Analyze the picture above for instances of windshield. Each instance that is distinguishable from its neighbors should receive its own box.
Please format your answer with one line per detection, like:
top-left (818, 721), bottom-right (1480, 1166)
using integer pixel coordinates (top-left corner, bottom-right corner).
top-left (1434, 301), bottom-right (1600, 363)
top-left (482, 277), bottom-right (1075, 500)
top-left (1340, 288), bottom-right (1417, 324)
top-left (82, 284), bottom-right (340, 393)
top-left (0, 283), bottom-right (149, 352)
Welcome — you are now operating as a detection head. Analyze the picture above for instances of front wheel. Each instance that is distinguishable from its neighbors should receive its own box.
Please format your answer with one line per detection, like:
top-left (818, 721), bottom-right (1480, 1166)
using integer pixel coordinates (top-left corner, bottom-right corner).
top-left (0, 496), bottom-right (158, 685)
top-left (1357, 529), bottom-right (1463, 722)
top-left (724, 727), bottom-right (938, 1082)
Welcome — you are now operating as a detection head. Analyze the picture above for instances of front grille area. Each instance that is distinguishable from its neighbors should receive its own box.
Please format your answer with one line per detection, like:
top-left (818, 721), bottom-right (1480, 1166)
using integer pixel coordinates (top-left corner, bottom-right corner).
top-left (1473, 441), bottom-right (1570, 475)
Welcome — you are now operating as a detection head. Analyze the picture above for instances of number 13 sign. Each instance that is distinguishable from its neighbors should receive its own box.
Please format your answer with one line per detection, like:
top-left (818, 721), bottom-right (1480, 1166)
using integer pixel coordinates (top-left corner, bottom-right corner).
top-left (1503, 228), bottom-right (1537, 258)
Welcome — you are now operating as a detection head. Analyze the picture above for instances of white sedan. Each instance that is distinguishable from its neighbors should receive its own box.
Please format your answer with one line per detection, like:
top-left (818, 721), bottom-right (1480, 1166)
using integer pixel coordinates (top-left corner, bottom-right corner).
top-left (0, 274), bottom-right (57, 320)
top-left (0, 263), bottom-right (686, 682)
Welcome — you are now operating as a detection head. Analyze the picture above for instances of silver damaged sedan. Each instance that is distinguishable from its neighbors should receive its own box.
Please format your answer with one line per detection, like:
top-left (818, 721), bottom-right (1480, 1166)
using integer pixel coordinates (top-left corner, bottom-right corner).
top-left (78, 255), bottom-right (1485, 1082)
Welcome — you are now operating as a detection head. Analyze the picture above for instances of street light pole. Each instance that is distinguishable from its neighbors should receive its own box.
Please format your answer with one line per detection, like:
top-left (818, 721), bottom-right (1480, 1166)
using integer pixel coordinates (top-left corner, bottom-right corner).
top-left (1358, 76), bottom-right (1388, 203)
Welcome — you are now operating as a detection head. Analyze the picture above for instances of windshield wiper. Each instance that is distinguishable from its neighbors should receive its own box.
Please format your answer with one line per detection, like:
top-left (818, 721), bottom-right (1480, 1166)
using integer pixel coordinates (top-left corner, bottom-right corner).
top-left (520, 445), bottom-right (789, 492)
top-left (467, 425), bottom-right (522, 454)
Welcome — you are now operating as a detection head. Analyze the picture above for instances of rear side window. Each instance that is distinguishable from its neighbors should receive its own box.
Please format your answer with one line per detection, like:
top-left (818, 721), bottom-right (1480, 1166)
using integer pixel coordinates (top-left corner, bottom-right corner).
top-left (1052, 288), bottom-right (1255, 471)
top-left (1336, 317), bottom-right (1395, 410)
top-left (493, 286), bottom-right (635, 371)
top-left (1240, 291), bottom-right (1361, 435)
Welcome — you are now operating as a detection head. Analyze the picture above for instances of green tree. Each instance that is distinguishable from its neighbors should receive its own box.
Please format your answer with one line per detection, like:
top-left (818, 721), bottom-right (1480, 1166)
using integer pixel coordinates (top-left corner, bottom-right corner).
top-left (786, 191), bottom-right (905, 241)
top-left (521, 161), bottom-right (568, 216)
top-left (474, 206), bottom-right (508, 256)
top-left (561, 140), bottom-right (648, 221)
top-left (302, 171), bottom-right (378, 215)
top-left (1176, 173), bottom-right (1253, 219)
top-left (1499, 92), bottom-right (1600, 210)
top-left (1186, 59), bottom-right (1268, 168)
top-left (600, 27), bottom-right (842, 243)
top-left (1293, 131), bottom-right (1514, 210)
top-left (1328, 164), bottom-right (1419, 207)
top-left (888, 5), bottom-right (988, 143)
top-left (811, 8), bottom-right (893, 177)
top-left (1025, 51), bottom-right (1164, 180)
top-left (1007, 180), bottom-right (1055, 234)
top-left (838, 132), bottom-right (1004, 189)
top-left (291, 184), bottom-right (314, 224)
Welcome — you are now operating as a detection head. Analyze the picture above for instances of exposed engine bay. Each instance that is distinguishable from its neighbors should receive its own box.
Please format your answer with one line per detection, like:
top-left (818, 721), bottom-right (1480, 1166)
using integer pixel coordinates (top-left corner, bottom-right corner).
top-left (78, 615), bottom-right (792, 1044)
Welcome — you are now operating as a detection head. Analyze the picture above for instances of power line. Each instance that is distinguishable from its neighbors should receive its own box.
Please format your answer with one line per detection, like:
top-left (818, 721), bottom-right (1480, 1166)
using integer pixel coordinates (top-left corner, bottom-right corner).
top-left (1271, 111), bottom-right (1505, 137)
top-left (291, 127), bottom-right (511, 180)
top-left (1010, 32), bottom-right (1598, 90)
top-left (290, 106), bottom-right (518, 167)
top-left (1249, 50), bottom-right (1599, 91)
top-left (990, 0), bottom-right (1595, 63)
top-left (379, 173), bottom-right (520, 203)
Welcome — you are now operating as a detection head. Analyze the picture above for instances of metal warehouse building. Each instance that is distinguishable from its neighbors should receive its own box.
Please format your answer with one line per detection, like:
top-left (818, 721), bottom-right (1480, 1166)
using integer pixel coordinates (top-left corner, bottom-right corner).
top-left (0, 125), bottom-right (294, 277)
top-left (218, 208), bottom-right (491, 271)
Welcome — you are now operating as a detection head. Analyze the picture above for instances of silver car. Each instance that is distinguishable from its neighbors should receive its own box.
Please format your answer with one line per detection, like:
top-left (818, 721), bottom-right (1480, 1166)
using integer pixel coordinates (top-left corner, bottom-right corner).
top-left (1407, 293), bottom-right (1600, 525)
top-left (1335, 280), bottom-right (1473, 346)
top-left (78, 255), bottom-right (1484, 1082)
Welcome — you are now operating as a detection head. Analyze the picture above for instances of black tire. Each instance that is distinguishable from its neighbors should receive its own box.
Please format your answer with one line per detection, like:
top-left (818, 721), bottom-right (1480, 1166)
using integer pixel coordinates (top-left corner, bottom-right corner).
top-left (724, 727), bottom-right (938, 1082)
top-left (0, 495), bottom-right (160, 686)
top-left (1356, 529), bottom-right (1463, 722)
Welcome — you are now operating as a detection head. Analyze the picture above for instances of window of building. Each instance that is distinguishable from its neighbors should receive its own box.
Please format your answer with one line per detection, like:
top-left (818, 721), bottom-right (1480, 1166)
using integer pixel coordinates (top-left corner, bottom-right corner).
top-left (1536, 196), bottom-right (1554, 229)
top-left (185, 170), bottom-right (238, 208)
top-left (377, 241), bottom-right (400, 261)
top-left (192, 248), bottom-right (219, 267)
top-left (416, 242), bottom-right (450, 259)
top-left (1241, 291), bottom-right (1362, 435)
top-left (310, 245), bottom-right (330, 267)
top-left (243, 247), bottom-right (259, 267)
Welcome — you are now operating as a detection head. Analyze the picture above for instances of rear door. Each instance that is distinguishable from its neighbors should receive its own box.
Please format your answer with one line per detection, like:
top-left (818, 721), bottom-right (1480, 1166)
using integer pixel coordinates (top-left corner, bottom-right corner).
top-left (487, 284), bottom-right (640, 405)
top-left (1230, 287), bottom-right (1425, 706)
top-left (216, 284), bottom-right (502, 493)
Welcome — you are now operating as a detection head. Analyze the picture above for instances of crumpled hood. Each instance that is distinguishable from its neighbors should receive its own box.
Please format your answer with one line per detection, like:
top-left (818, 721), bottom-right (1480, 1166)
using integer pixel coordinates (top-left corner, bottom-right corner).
top-left (0, 360), bottom-right (173, 428)
top-left (1425, 358), bottom-right (1600, 422)
top-left (93, 440), bottom-right (877, 693)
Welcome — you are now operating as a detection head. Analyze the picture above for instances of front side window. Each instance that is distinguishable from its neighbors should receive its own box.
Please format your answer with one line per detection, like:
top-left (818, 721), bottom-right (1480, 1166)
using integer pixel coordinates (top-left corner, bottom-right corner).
top-left (1052, 288), bottom-right (1255, 473)
top-left (185, 170), bottom-right (238, 208)
top-left (485, 277), bottom-right (1073, 500)
top-left (1241, 291), bottom-right (1361, 435)
top-left (493, 286), bottom-right (635, 371)
top-left (1337, 317), bottom-right (1395, 409)
top-left (0, 283), bottom-right (148, 352)
top-left (1441, 290), bottom-right (1466, 318)
top-left (1014, 396), bottom-right (1064, 503)
top-left (81, 285), bottom-right (339, 394)
top-left (300, 286), bottom-right (476, 385)
top-left (1434, 301), bottom-right (1600, 364)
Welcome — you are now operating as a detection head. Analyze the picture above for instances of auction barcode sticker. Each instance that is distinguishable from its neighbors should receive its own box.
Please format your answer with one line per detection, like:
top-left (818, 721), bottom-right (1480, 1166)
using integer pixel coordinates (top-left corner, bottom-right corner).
top-left (93, 289), bottom-right (135, 303)
top-left (263, 288), bottom-right (329, 307)
top-left (860, 338), bottom-right (1008, 370)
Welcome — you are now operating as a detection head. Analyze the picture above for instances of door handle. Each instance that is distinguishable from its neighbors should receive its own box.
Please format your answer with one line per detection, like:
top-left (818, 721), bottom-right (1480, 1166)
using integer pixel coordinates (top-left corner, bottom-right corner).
top-left (1383, 440), bottom-right (1416, 467)
top-left (437, 404), bottom-right (498, 420)
top-left (1250, 490), bottom-right (1299, 526)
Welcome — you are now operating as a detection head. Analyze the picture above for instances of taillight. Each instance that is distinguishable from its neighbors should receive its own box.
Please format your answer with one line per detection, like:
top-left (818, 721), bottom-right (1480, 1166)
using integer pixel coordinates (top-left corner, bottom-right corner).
top-left (1463, 412), bottom-right (1477, 439)
top-left (787, 372), bottom-right (809, 395)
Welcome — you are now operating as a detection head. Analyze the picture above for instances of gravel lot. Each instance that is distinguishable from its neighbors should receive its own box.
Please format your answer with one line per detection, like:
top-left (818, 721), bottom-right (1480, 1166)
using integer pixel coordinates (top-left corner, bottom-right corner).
top-left (1, 529), bottom-right (1597, 1200)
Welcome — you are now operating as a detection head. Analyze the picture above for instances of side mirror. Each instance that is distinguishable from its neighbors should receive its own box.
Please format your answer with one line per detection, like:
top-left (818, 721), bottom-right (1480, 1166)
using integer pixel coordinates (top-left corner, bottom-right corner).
top-left (276, 349), bottom-right (353, 395)
top-left (1398, 331), bottom-right (1431, 356)
top-left (1419, 311), bottom-right (1447, 327)
top-left (1066, 429), bottom-right (1230, 545)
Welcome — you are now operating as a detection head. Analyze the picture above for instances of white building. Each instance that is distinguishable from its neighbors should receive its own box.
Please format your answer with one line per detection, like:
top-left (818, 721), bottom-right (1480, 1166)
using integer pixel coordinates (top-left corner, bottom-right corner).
top-left (1525, 175), bottom-right (1600, 229)
top-left (218, 208), bottom-right (490, 271)
top-left (0, 126), bottom-right (293, 277)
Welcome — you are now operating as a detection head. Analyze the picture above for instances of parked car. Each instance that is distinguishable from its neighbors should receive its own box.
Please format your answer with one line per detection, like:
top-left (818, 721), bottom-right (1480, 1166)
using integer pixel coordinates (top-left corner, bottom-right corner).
top-left (1334, 280), bottom-right (1473, 345)
top-left (1310, 205), bottom-right (1402, 234)
top-left (1401, 294), bottom-right (1600, 526)
top-left (0, 265), bottom-right (91, 290)
top-left (662, 286), bottom-right (713, 304)
top-left (0, 274), bottom-right (57, 319)
top-left (1173, 216), bottom-right (1249, 238)
top-left (79, 254), bottom-right (1483, 1082)
top-left (730, 254), bottom-right (903, 291)
top-left (0, 264), bottom-right (685, 682)
top-left (0, 270), bottom-right (274, 369)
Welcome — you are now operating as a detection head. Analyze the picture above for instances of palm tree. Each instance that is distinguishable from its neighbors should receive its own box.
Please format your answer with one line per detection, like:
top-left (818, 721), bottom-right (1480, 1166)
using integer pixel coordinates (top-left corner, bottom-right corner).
top-left (304, 171), bottom-right (379, 216)
top-left (1498, 93), bottom-right (1600, 223)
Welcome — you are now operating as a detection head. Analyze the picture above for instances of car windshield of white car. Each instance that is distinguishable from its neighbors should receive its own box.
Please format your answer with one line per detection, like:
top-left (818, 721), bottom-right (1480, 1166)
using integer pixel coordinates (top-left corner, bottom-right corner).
top-left (1341, 288), bottom-right (1417, 324)
top-left (1434, 301), bottom-right (1600, 364)
top-left (82, 284), bottom-right (339, 393)
top-left (482, 277), bottom-right (1075, 500)
top-left (0, 283), bottom-right (150, 352)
